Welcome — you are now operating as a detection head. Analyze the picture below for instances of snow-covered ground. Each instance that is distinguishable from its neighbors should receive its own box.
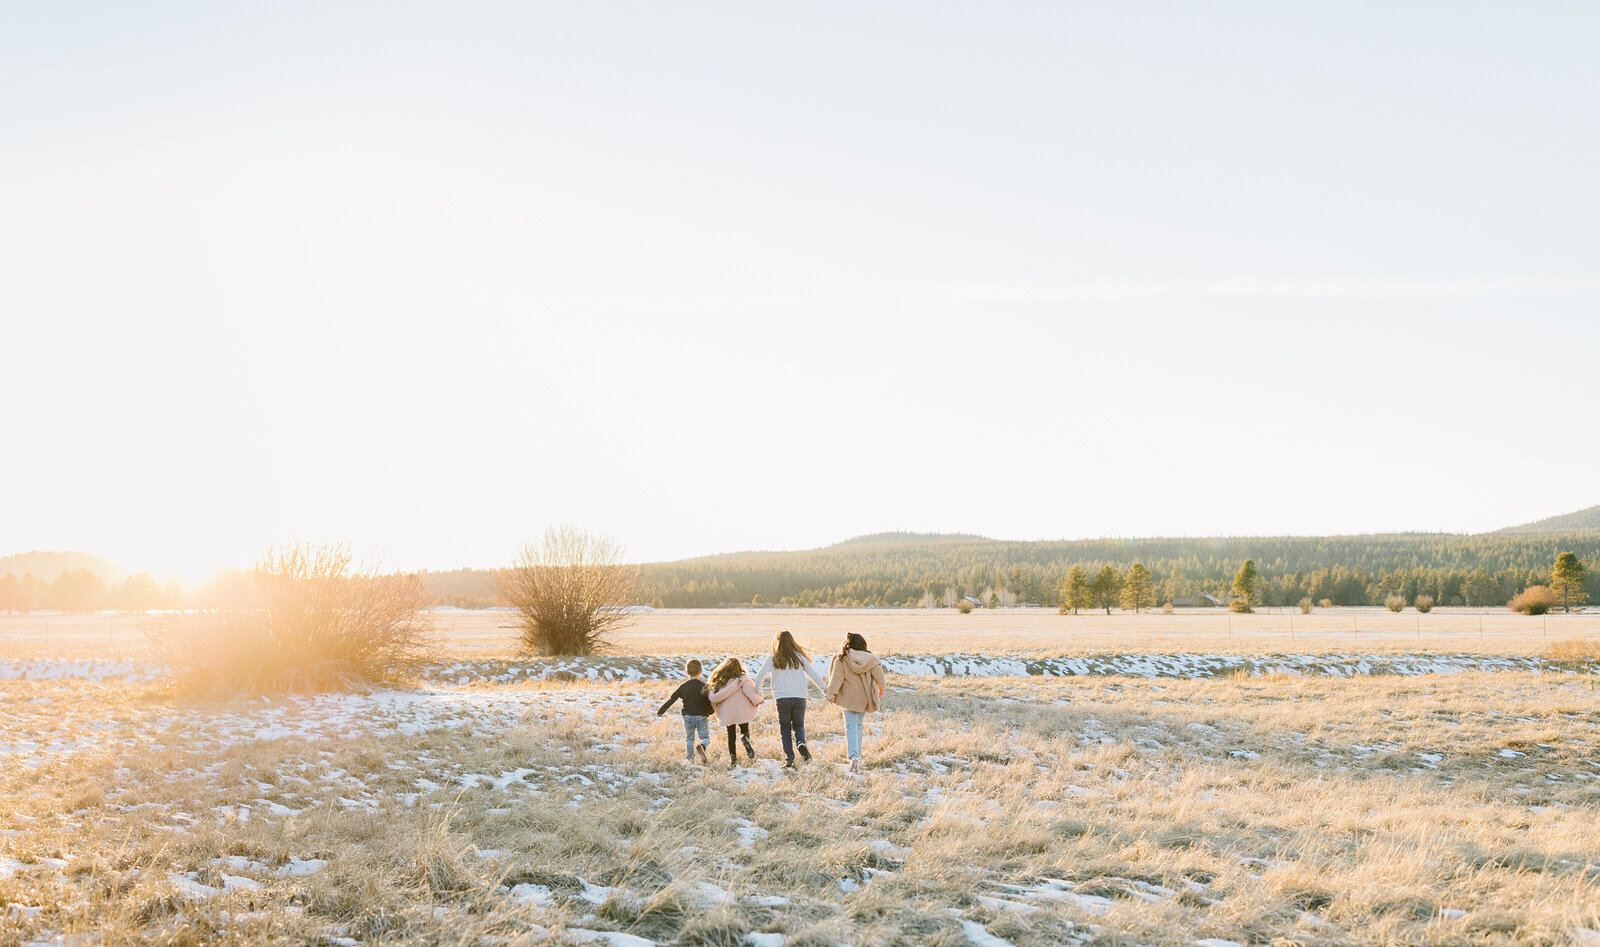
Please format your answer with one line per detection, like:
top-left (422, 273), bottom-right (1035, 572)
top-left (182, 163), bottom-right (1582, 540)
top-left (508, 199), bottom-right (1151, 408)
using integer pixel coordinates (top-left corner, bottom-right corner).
top-left (3, 650), bottom-right (1592, 686)
top-left (4, 659), bottom-right (1599, 946)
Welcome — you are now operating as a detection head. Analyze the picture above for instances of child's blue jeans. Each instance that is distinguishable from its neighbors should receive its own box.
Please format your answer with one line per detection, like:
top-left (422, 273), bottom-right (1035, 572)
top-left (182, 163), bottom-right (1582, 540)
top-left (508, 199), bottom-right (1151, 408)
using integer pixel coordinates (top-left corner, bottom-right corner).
top-left (682, 715), bottom-right (710, 759)
top-left (842, 710), bottom-right (865, 760)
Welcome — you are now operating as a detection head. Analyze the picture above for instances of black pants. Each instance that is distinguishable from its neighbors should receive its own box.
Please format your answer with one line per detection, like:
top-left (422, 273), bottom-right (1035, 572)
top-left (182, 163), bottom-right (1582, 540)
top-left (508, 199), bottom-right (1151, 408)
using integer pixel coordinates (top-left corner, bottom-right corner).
top-left (725, 722), bottom-right (750, 758)
top-left (776, 697), bottom-right (807, 762)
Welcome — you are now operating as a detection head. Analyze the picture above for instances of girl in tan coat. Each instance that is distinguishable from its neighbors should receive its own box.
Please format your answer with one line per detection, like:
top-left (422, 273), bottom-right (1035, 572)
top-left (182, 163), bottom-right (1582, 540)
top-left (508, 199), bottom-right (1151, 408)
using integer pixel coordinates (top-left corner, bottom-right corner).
top-left (824, 633), bottom-right (885, 773)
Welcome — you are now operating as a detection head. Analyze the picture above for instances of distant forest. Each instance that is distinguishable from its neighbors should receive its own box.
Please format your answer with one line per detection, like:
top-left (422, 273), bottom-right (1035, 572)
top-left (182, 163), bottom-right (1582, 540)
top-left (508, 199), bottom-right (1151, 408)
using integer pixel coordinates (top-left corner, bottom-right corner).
top-left (5, 524), bottom-right (1600, 613)
top-left (411, 531), bottom-right (1600, 611)
top-left (635, 532), bottom-right (1600, 609)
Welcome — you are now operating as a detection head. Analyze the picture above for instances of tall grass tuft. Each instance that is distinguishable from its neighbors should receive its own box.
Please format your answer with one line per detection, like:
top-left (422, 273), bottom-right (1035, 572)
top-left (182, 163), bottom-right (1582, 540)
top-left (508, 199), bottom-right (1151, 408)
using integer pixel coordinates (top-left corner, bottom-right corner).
top-left (1545, 636), bottom-right (1600, 662)
top-left (145, 544), bottom-right (431, 695)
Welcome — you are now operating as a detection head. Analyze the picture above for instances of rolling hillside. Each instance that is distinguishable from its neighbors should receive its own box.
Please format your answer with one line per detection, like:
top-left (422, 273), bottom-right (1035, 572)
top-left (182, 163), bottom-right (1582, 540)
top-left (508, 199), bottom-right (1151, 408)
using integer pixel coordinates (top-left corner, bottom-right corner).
top-left (0, 550), bottom-right (128, 584)
top-left (1495, 504), bottom-right (1600, 534)
top-left (639, 528), bottom-right (1600, 609)
top-left (8, 507), bottom-right (1600, 610)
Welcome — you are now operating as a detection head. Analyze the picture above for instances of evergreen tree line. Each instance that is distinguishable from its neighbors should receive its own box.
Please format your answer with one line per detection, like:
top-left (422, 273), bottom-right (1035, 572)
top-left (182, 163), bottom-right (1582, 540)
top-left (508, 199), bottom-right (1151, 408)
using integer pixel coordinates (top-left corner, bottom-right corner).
top-left (638, 533), bottom-right (1600, 608)
top-left (13, 533), bottom-right (1594, 613)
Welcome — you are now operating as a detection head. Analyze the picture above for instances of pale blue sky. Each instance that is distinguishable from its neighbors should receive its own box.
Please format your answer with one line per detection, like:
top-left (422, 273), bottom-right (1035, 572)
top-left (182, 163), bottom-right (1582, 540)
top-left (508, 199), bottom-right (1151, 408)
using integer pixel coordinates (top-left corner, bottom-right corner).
top-left (3, 3), bottom-right (1597, 580)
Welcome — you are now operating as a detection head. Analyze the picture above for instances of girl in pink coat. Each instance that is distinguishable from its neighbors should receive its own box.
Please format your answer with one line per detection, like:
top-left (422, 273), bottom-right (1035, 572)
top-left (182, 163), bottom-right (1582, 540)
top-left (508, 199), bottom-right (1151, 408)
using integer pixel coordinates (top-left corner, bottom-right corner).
top-left (708, 657), bottom-right (763, 768)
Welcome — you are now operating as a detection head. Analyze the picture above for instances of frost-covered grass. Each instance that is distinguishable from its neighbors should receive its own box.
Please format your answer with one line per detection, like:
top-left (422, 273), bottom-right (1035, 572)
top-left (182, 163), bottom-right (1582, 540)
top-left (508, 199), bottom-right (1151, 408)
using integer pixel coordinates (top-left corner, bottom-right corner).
top-left (3, 667), bottom-right (1600, 945)
top-left (7, 651), bottom-right (1596, 687)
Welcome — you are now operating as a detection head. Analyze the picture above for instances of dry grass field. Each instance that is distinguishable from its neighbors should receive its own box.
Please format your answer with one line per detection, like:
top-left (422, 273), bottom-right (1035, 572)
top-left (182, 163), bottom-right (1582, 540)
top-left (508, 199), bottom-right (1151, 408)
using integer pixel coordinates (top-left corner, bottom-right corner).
top-left (3, 609), bottom-right (1599, 946)
top-left (4, 606), bottom-right (1598, 661)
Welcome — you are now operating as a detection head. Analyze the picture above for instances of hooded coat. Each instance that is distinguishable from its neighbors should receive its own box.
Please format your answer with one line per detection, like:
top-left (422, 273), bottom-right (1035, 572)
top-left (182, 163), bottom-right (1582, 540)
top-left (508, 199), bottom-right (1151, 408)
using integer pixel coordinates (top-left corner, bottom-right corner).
top-left (825, 649), bottom-right (885, 713)
top-left (709, 674), bottom-right (763, 726)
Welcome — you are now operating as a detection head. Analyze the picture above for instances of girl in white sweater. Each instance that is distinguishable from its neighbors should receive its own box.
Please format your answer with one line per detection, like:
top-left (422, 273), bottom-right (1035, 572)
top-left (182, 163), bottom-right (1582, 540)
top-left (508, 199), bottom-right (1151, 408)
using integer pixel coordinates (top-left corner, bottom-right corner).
top-left (752, 630), bottom-right (827, 767)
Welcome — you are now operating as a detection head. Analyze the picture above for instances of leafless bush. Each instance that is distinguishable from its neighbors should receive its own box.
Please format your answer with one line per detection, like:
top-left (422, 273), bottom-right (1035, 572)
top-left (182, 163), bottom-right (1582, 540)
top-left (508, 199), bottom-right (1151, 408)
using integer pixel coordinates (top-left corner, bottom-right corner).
top-left (1509, 585), bottom-right (1557, 616)
top-left (498, 527), bottom-right (642, 655)
top-left (145, 544), bottom-right (430, 695)
top-left (1385, 595), bottom-right (1405, 613)
top-left (955, 598), bottom-right (975, 614)
top-left (1298, 597), bottom-right (1314, 614)
top-left (1414, 594), bottom-right (1434, 613)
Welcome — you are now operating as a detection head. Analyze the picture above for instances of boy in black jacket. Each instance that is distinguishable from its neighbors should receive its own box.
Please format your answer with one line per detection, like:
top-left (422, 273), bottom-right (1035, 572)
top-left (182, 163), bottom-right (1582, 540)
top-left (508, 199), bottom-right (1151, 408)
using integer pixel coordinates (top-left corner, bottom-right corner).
top-left (657, 659), bottom-right (713, 763)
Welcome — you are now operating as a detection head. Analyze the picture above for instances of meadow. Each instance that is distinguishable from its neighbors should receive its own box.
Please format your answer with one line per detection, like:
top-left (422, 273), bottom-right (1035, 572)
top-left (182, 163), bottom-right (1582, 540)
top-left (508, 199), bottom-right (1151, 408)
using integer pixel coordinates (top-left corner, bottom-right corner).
top-left (5, 606), bottom-right (1597, 661)
top-left (3, 609), bottom-right (1599, 946)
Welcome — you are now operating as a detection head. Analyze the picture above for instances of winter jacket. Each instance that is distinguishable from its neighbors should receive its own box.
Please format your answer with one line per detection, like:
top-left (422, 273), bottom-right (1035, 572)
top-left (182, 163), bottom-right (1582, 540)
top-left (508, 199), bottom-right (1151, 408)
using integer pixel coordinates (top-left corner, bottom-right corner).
top-left (657, 677), bottom-right (713, 717)
top-left (825, 650), bottom-right (885, 713)
top-left (709, 674), bottom-right (763, 726)
top-left (753, 655), bottom-right (826, 700)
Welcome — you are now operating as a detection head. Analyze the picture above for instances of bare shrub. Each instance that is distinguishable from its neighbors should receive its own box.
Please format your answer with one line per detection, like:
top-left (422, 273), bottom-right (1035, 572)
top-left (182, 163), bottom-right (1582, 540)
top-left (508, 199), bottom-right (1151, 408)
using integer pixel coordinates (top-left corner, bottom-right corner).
top-left (1318, 598), bottom-right (1332, 609)
top-left (498, 526), bottom-right (642, 655)
top-left (955, 598), bottom-right (975, 614)
top-left (1509, 585), bottom-right (1557, 616)
top-left (1385, 595), bottom-right (1405, 613)
top-left (1297, 597), bottom-right (1313, 614)
top-left (1414, 594), bottom-right (1434, 613)
top-left (145, 544), bottom-right (430, 695)
top-left (1161, 602), bottom-right (1174, 614)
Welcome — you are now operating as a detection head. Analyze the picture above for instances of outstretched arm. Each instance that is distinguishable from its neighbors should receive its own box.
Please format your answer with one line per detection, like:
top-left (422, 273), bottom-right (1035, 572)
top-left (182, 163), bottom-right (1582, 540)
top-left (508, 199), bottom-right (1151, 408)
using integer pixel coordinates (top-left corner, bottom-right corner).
top-left (802, 657), bottom-right (827, 694)
top-left (657, 683), bottom-right (684, 716)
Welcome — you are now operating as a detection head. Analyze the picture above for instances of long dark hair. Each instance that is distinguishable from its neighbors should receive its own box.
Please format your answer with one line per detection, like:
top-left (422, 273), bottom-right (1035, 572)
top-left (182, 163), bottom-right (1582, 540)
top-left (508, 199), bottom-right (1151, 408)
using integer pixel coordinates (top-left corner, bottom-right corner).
top-left (772, 630), bottom-right (808, 670)
top-left (839, 633), bottom-right (868, 659)
top-left (709, 657), bottom-right (744, 692)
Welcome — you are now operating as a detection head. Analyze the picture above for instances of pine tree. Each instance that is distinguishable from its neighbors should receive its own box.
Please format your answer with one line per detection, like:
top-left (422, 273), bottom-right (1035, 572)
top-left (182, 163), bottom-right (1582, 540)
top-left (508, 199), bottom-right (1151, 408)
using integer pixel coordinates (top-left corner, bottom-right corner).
top-left (1231, 559), bottom-right (1258, 614)
top-left (1059, 565), bottom-right (1090, 615)
top-left (1121, 562), bottom-right (1153, 613)
top-left (1463, 568), bottom-right (1498, 607)
top-left (1551, 552), bottom-right (1588, 613)
top-left (1163, 564), bottom-right (1188, 606)
top-left (0, 573), bottom-right (17, 614)
top-left (1091, 565), bottom-right (1123, 615)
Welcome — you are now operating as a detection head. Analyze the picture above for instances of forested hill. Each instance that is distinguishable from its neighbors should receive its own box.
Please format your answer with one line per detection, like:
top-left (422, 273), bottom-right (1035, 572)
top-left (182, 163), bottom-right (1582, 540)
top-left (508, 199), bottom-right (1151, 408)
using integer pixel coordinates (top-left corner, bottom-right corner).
top-left (1495, 505), bottom-right (1600, 535)
top-left (640, 531), bottom-right (1600, 609)
top-left (0, 550), bottom-right (127, 584)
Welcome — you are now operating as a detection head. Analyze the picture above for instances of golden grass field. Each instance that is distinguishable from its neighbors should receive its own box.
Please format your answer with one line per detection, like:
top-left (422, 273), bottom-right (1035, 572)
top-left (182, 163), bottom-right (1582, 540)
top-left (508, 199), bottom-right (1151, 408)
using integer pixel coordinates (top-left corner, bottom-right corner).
top-left (3, 606), bottom-right (1598, 661)
top-left (3, 609), bottom-right (1599, 946)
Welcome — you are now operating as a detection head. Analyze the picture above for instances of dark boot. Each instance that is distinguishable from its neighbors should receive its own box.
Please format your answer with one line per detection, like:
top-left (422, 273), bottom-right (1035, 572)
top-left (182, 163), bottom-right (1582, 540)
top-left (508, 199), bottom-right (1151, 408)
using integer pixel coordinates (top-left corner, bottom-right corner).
top-left (742, 734), bottom-right (756, 759)
top-left (797, 743), bottom-right (811, 761)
